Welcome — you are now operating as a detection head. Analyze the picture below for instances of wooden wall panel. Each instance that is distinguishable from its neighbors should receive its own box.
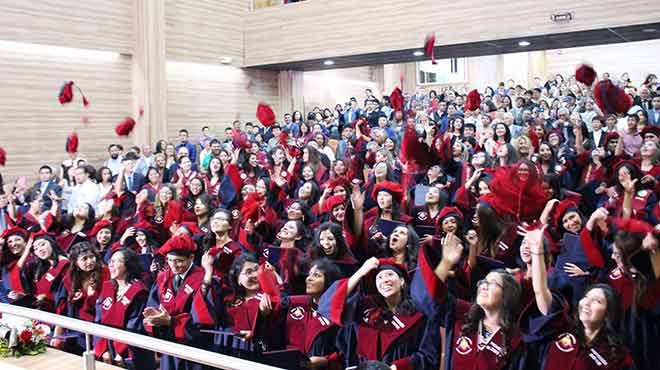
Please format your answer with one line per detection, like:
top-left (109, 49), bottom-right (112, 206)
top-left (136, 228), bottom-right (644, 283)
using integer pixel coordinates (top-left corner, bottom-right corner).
top-left (0, 51), bottom-right (133, 185)
top-left (545, 39), bottom-right (660, 85)
top-left (165, 0), bottom-right (248, 65)
top-left (167, 62), bottom-right (279, 139)
top-left (244, 0), bottom-right (660, 66)
top-left (0, 0), bottom-right (134, 53)
top-left (303, 67), bottom-right (378, 112)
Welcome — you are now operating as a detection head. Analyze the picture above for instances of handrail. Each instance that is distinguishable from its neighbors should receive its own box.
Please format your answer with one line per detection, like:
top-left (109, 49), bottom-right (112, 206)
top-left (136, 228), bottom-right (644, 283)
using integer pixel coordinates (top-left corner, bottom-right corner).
top-left (0, 303), bottom-right (284, 370)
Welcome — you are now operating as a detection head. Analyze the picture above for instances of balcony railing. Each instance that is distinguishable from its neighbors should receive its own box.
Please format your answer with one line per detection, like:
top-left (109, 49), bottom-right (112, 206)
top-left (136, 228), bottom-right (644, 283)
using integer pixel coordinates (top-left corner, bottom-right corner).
top-left (0, 303), bottom-right (284, 370)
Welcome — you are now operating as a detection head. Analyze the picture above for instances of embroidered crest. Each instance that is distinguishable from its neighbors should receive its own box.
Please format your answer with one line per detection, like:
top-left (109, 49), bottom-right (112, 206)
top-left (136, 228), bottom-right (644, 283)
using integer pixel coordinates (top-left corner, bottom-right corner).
top-left (45, 273), bottom-right (55, 282)
top-left (637, 190), bottom-right (648, 198)
top-left (154, 215), bottom-right (164, 224)
top-left (231, 297), bottom-right (244, 307)
top-left (555, 332), bottom-right (577, 353)
top-left (163, 288), bottom-right (173, 303)
top-left (102, 297), bottom-right (113, 311)
top-left (555, 165), bottom-right (563, 173)
top-left (231, 209), bottom-right (240, 219)
top-left (240, 173), bottom-right (248, 180)
top-left (73, 291), bottom-right (84, 301)
top-left (455, 336), bottom-right (473, 355)
top-left (281, 171), bottom-right (288, 178)
top-left (186, 201), bottom-right (193, 209)
top-left (183, 284), bottom-right (194, 294)
top-left (362, 308), bottom-right (375, 324)
top-left (201, 226), bottom-right (209, 233)
top-left (417, 212), bottom-right (429, 221)
top-left (289, 306), bottom-right (305, 321)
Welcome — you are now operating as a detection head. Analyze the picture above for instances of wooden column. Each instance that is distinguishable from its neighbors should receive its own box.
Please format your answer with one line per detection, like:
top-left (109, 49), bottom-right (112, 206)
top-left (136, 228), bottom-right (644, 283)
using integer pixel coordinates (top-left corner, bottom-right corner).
top-left (133, 0), bottom-right (167, 147)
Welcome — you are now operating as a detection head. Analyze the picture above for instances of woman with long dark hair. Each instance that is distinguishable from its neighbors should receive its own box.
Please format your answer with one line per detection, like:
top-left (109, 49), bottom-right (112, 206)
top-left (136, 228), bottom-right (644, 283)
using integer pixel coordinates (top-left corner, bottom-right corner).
top-left (27, 233), bottom-right (69, 312)
top-left (0, 227), bottom-right (33, 303)
top-left (319, 257), bottom-right (441, 369)
top-left (310, 222), bottom-right (358, 276)
top-left (199, 209), bottom-right (242, 286)
top-left (94, 248), bottom-right (153, 369)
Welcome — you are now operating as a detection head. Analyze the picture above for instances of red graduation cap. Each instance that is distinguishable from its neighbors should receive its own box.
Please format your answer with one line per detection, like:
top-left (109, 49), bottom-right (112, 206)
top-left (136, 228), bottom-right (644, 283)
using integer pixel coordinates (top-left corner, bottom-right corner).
top-left (58, 81), bottom-right (90, 107)
top-left (604, 131), bottom-right (620, 144)
top-left (372, 181), bottom-right (404, 204)
top-left (399, 123), bottom-right (430, 165)
top-left (256, 102), bottom-right (276, 127)
top-left (352, 117), bottom-right (371, 137)
top-left (465, 89), bottom-right (481, 111)
top-left (0, 147), bottom-right (6, 166)
top-left (372, 258), bottom-right (410, 283)
top-left (89, 219), bottom-right (113, 237)
top-left (241, 192), bottom-right (264, 223)
top-left (232, 129), bottom-right (252, 150)
top-left (179, 221), bottom-right (202, 236)
top-left (640, 125), bottom-right (660, 139)
top-left (0, 226), bottom-right (28, 239)
top-left (320, 194), bottom-right (346, 214)
top-left (593, 79), bottom-right (633, 115)
top-left (65, 131), bottom-right (79, 154)
top-left (159, 234), bottom-right (197, 256)
top-left (324, 176), bottom-right (350, 192)
top-left (115, 117), bottom-right (136, 136)
top-left (575, 64), bottom-right (597, 86)
top-left (390, 87), bottom-right (404, 113)
top-left (527, 129), bottom-right (540, 153)
top-left (437, 206), bottom-right (463, 224)
top-left (615, 217), bottom-right (653, 235)
top-left (424, 33), bottom-right (437, 65)
top-left (553, 199), bottom-right (578, 226)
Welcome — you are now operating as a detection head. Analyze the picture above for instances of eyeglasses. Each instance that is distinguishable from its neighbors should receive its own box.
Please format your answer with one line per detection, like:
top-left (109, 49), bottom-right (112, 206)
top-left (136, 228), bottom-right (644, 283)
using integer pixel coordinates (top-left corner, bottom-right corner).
top-left (240, 267), bottom-right (258, 277)
top-left (477, 279), bottom-right (503, 290)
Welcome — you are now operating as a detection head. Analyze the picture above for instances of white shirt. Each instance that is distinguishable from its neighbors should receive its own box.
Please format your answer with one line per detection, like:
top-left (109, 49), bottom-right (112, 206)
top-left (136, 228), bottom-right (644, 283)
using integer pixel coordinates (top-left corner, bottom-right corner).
top-left (68, 179), bottom-right (100, 213)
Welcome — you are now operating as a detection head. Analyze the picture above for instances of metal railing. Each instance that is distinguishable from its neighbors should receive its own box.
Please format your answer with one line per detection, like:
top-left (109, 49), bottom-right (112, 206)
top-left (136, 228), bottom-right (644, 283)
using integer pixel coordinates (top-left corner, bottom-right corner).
top-left (0, 303), bottom-right (284, 370)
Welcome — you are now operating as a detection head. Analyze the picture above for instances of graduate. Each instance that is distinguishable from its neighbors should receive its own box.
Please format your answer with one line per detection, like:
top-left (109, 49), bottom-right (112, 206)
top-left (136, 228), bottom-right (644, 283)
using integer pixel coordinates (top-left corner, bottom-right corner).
top-left (143, 233), bottom-right (220, 370)
top-left (0, 227), bottom-right (33, 304)
top-left (94, 248), bottom-right (154, 369)
top-left (28, 232), bottom-right (69, 313)
top-left (319, 257), bottom-right (441, 370)
top-left (309, 222), bottom-right (358, 277)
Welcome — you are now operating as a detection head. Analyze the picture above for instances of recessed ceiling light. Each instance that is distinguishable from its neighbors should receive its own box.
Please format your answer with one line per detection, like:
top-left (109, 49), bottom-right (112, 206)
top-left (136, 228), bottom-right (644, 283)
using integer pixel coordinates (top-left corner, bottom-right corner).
top-left (642, 28), bottom-right (657, 33)
top-left (518, 40), bottom-right (531, 47)
top-left (413, 50), bottom-right (424, 56)
top-left (323, 60), bottom-right (335, 66)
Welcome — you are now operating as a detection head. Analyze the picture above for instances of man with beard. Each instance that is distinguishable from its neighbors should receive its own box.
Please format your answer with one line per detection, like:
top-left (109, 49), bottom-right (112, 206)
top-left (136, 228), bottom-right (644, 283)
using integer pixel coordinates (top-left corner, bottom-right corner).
top-left (104, 144), bottom-right (123, 176)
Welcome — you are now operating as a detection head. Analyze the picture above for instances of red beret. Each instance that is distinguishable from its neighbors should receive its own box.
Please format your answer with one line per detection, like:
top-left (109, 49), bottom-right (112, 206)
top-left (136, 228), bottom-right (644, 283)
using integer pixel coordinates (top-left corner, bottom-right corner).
top-left (324, 176), bottom-right (350, 192)
top-left (390, 87), bottom-right (404, 113)
top-left (640, 125), bottom-right (660, 139)
top-left (89, 220), bottom-right (113, 237)
top-left (58, 81), bottom-right (89, 107)
top-left (373, 258), bottom-right (410, 282)
top-left (465, 89), bottom-right (481, 111)
top-left (615, 218), bottom-right (653, 235)
top-left (553, 200), bottom-right (579, 226)
top-left (593, 80), bottom-right (632, 115)
top-left (372, 181), bottom-right (404, 204)
top-left (1, 226), bottom-right (28, 240)
top-left (241, 192), bottom-right (264, 223)
top-left (0, 147), bottom-right (6, 166)
top-left (424, 33), bottom-right (437, 65)
top-left (66, 131), bottom-right (79, 154)
top-left (115, 117), bottom-right (136, 136)
top-left (320, 194), bottom-right (346, 214)
top-left (256, 102), bottom-right (276, 127)
top-left (232, 129), bottom-right (252, 150)
top-left (400, 123), bottom-right (431, 165)
top-left (159, 234), bottom-right (197, 256)
top-left (575, 64), bottom-right (597, 86)
top-left (437, 206), bottom-right (463, 224)
top-left (604, 131), bottom-right (620, 143)
top-left (179, 222), bottom-right (202, 236)
top-left (352, 117), bottom-right (371, 137)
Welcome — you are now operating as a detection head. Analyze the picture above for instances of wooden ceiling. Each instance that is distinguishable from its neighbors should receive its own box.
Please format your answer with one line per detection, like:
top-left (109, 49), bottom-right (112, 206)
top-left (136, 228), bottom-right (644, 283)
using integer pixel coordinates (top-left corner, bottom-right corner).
top-left (248, 22), bottom-right (660, 71)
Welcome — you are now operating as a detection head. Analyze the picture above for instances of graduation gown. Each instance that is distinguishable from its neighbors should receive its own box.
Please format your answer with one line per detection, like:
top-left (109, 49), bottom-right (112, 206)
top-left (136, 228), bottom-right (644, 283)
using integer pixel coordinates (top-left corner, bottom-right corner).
top-left (319, 278), bottom-right (441, 370)
top-left (284, 295), bottom-right (339, 358)
top-left (32, 258), bottom-right (69, 313)
top-left (94, 280), bottom-right (154, 370)
top-left (411, 243), bottom-right (523, 370)
top-left (146, 266), bottom-right (219, 370)
top-left (0, 259), bottom-right (33, 304)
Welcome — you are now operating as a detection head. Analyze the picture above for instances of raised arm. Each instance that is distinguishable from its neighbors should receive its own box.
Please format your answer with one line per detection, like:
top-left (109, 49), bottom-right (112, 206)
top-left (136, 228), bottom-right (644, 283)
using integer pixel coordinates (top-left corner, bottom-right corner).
top-left (527, 227), bottom-right (552, 315)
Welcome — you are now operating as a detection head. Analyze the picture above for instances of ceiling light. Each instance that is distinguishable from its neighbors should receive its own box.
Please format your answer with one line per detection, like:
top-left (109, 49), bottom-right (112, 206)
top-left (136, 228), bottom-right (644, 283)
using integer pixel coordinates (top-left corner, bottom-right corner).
top-left (642, 28), bottom-right (657, 33)
top-left (323, 60), bottom-right (335, 66)
top-left (413, 51), bottom-right (425, 56)
top-left (518, 40), bottom-right (531, 47)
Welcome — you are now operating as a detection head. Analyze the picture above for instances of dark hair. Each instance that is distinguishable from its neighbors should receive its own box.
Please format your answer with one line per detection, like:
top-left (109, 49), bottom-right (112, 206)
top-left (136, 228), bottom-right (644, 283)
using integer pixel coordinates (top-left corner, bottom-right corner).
top-left (194, 193), bottom-right (214, 217)
top-left (67, 242), bottom-right (103, 300)
top-left (62, 203), bottom-right (96, 232)
top-left (31, 234), bottom-right (68, 281)
top-left (575, 284), bottom-right (625, 352)
top-left (613, 231), bottom-right (647, 306)
top-left (110, 248), bottom-right (143, 286)
top-left (385, 225), bottom-right (419, 271)
top-left (477, 202), bottom-right (509, 257)
top-left (311, 223), bottom-right (350, 260)
top-left (493, 123), bottom-right (512, 143)
top-left (96, 166), bottom-right (112, 183)
top-left (179, 129), bottom-right (189, 135)
top-left (38, 165), bottom-right (53, 174)
top-left (296, 180), bottom-right (321, 205)
top-left (228, 253), bottom-right (259, 298)
top-left (309, 258), bottom-right (342, 293)
top-left (461, 269), bottom-right (521, 355)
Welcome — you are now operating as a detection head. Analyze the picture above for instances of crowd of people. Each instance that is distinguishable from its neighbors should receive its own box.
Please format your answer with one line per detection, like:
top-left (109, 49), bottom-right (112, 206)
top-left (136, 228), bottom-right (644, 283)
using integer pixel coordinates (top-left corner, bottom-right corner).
top-left (0, 69), bottom-right (659, 370)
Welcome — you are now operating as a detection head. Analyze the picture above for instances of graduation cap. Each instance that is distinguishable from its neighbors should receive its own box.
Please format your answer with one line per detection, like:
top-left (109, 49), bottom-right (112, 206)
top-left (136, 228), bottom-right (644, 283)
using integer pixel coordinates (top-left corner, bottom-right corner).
top-left (89, 220), bottom-right (113, 237)
top-left (640, 125), bottom-right (660, 140)
top-left (593, 79), bottom-right (633, 115)
top-left (115, 117), bottom-right (136, 136)
top-left (555, 232), bottom-right (590, 272)
top-left (262, 348), bottom-right (309, 370)
top-left (376, 219), bottom-right (405, 238)
top-left (575, 64), bottom-right (597, 86)
top-left (372, 181), bottom-right (404, 204)
top-left (257, 265), bottom-right (281, 304)
top-left (437, 206), bottom-right (463, 224)
top-left (399, 123), bottom-right (430, 165)
top-left (65, 131), bottom-right (79, 154)
top-left (159, 234), bottom-right (196, 256)
top-left (0, 147), bottom-right (6, 166)
top-left (256, 102), bottom-right (276, 127)
top-left (372, 258), bottom-right (411, 283)
top-left (58, 81), bottom-right (90, 107)
top-left (320, 194), bottom-right (346, 214)
top-left (0, 226), bottom-right (28, 240)
top-left (390, 87), bottom-right (404, 113)
top-left (553, 199), bottom-right (579, 226)
top-left (232, 129), bottom-right (252, 150)
top-left (424, 33), bottom-right (437, 65)
top-left (465, 89), bottom-right (481, 111)
top-left (604, 131), bottom-right (620, 144)
top-left (241, 192), bottom-right (264, 223)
